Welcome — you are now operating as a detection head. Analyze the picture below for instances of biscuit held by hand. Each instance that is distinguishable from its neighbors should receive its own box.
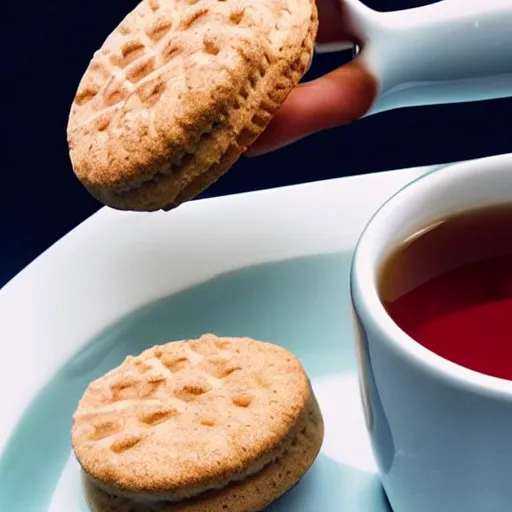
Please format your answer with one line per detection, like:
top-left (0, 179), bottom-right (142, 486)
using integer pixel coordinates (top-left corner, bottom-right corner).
top-left (67, 0), bottom-right (318, 212)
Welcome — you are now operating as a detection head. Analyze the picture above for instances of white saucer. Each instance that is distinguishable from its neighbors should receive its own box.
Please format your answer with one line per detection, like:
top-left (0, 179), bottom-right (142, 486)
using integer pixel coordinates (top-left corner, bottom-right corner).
top-left (0, 162), bottom-right (445, 511)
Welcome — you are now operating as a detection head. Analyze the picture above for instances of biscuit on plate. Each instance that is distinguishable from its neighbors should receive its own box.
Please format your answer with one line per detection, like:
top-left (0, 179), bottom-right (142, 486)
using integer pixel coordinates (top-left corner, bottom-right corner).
top-left (67, 0), bottom-right (318, 212)
top-left (71, 334), bottom-right (324, 511)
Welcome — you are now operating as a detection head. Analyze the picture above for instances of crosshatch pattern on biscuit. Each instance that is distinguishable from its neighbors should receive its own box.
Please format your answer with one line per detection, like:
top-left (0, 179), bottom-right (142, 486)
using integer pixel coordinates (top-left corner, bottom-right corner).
top-left (72, 335), bottom-right (314, 500)
top-left (70, 0), bottom-right (311, 148)
top-left (82, 394), bottom-right (324, 511)
top-left (67, 0), bottom-right (317, 211)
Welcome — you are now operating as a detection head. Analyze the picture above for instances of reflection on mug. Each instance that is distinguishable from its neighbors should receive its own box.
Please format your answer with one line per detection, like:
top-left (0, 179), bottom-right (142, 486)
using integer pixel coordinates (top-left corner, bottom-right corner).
top-left (351, 301), bottom-right (395, 476)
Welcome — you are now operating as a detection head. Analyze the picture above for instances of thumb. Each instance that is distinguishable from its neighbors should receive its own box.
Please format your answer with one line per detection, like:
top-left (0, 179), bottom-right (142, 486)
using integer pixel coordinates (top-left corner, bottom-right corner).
top-left (247, 58), bottom-right (378, 156)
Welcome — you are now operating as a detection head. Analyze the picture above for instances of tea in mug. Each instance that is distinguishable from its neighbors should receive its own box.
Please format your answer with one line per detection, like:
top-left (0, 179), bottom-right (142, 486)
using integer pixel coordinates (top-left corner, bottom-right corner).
top-left (379, 204), bottom-right (512, 380)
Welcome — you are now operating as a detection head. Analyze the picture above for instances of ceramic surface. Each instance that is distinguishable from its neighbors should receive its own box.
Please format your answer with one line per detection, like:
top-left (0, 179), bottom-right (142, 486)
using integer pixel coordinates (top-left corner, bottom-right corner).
top-left (0, 164), bottom-right (441, 511)
top-left (351, 153), bottom-right (512, 512)
top-left (341, 0), bottom-right (512, 113)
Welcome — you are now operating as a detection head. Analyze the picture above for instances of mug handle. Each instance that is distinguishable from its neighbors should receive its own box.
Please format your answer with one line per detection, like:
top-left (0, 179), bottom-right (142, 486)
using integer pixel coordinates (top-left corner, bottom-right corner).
top-left (336, 0), bottom-right (512, 115)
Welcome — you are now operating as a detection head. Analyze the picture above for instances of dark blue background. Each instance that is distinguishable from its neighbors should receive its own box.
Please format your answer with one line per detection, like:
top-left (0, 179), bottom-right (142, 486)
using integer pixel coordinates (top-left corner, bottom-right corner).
top-left (2, 0), bottom-right (511, 286)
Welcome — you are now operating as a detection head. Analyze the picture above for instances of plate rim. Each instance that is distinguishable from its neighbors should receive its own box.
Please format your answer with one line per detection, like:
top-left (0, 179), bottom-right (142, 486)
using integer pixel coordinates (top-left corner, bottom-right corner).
top-left (0, 162), bottom-right (452, 453)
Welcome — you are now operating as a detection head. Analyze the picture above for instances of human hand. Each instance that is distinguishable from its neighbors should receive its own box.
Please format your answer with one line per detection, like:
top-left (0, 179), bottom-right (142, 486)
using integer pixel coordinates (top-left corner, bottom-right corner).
top-left (247, 0), bottom-right (378, 155)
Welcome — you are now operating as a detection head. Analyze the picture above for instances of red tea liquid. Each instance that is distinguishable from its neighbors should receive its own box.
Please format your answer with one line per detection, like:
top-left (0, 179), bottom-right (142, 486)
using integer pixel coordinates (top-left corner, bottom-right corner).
top-left (379, 205), bottom-right (512, 380)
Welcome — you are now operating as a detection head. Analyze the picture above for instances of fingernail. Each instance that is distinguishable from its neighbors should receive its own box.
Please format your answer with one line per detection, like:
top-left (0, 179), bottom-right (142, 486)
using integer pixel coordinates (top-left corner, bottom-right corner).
top-left (315, 41), bottom-right (354, 54)
top-left (306, 53), bottom-right (313, 73)
top-left (244, 147), bottom-right (269, 158)
top-left (245, 136), bottom-right (303, 158)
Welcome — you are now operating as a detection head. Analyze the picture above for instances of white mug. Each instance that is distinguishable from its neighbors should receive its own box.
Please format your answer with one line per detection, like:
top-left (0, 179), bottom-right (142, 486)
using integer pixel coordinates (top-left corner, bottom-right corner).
top-left (350, 153), bottom-right (512, 512)
top-left (320, 0), bottom-right (512, 114)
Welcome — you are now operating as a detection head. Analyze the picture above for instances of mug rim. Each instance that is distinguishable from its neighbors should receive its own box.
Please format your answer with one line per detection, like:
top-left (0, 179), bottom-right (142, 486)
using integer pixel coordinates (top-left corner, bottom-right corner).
top-left (350, 153), bottom-right (512, 400)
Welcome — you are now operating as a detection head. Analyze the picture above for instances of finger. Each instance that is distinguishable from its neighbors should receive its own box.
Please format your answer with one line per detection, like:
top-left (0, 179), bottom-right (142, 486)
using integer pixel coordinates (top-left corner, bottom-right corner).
top-left (247, 59), bottom-right (378, 156)
top-left (316, 0), bottom-right (345, 45)
top-left (316, 0), bottom-right (360, 51)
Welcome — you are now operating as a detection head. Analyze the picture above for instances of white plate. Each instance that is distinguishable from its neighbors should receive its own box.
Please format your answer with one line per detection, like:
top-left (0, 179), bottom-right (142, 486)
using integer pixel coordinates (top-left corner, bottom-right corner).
top-left (0, 163), bottom-right (445, 511)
